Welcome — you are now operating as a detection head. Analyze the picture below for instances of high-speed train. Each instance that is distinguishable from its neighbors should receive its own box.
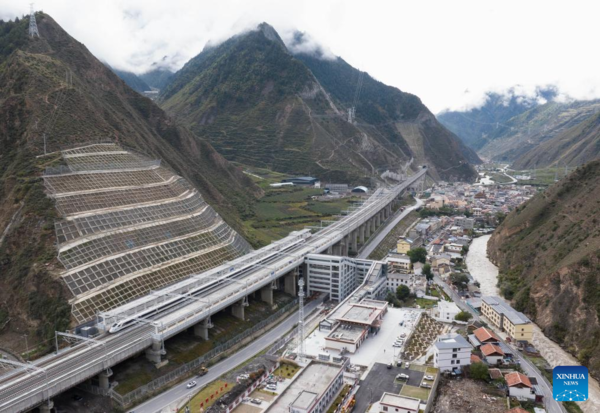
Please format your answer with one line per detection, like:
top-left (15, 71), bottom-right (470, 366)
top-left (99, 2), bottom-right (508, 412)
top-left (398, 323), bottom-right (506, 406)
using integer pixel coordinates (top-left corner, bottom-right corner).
top-left (106, 231), bottom-right (312, 333)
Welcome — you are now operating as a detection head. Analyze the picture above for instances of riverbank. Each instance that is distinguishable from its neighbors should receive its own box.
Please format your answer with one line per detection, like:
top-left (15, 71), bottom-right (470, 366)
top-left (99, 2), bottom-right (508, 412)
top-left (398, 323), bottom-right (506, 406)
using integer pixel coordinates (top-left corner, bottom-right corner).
top-left (466, 235), bottom-right (600, 412)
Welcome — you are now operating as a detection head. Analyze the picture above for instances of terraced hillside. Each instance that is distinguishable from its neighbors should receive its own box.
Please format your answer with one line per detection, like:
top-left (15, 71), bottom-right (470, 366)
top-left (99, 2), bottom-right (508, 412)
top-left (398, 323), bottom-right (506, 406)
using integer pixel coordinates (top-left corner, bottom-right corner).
top-left (0, 14), bottom-right (259, 356)
top-left (160, 24), bottom-right (479, 183)
top-left (488, 161), bottom-right (600, 380)
top-left (46, 144), bottom-right (251, 323)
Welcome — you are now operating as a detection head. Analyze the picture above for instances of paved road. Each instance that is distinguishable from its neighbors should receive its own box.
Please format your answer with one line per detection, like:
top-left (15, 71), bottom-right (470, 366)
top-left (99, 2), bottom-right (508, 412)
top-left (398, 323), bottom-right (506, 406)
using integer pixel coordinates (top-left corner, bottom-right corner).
top-left (358, 198), bottom-right (423, 259)
top-left (132, 298), bottom-right (323, 413)
top-left (432, 276), bottom-right (565, 413)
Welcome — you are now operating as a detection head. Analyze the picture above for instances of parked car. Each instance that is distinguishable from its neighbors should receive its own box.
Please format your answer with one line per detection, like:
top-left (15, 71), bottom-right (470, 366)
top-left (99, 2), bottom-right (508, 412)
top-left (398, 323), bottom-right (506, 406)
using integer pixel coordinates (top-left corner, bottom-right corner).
top-left (393, 343), bottom-right (402, 347)
top-left (266, 384), bottom-right (277, 391)
top-left (396, 373), bottom-right (409, 380)
top-left (387, 363), bottom-right (393, 369)
top-left (405, 362), bottom-right (410, 369)
top-left (420, 383), bottom-right (432, 389)
top-left (186, 381), bottom-right (197, 389)
top-left (251, 399), bottom-right (262, 405)
top-left (424, 375), bottom-right (434, 381)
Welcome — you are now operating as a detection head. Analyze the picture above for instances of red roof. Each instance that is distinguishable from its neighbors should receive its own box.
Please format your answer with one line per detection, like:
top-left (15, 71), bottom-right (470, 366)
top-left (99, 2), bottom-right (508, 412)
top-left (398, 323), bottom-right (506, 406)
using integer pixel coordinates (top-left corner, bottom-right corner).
top-left (471, 354), bottom-right (482, 363)
top-left (489, 368), bottom-right (502, 380)
top-left (481, 343), bottom-right (505, 357)
top-left (505, 372), bottom-right (532, 388)
top-left (473, 327), bottom-right (500, 344)
top-left (505, 408), bottom-right (529, 413)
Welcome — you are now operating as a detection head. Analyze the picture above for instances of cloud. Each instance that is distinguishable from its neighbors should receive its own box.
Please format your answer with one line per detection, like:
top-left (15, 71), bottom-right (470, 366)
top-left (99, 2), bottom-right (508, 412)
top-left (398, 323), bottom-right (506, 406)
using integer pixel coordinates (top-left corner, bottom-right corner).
top-left (280, 30), bottom-right (336, 60)
top-left (1, 0), bottom-right (600, 112)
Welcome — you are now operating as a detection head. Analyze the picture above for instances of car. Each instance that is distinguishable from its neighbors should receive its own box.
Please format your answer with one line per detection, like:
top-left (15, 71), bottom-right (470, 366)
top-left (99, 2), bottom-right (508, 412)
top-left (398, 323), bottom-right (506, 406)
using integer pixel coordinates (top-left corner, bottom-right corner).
top-left (420, 383), bottom-right (432, 389)
top-left (393, 343), bottom-right (401, 347)
top-left (387, 363), bottom-right (392, 369)
top-left (400, 333), bottom-right (406, 338)
top-left (186, 381), bottom-right (197, 389)
top-left (405, 362), bottom-right (410, 369)
top-left (424, 375), bottom-right (434, 381)
top-left (396, 373), bottom-right (409, 380)
top-left (251, 399), bottom-right (262, 405)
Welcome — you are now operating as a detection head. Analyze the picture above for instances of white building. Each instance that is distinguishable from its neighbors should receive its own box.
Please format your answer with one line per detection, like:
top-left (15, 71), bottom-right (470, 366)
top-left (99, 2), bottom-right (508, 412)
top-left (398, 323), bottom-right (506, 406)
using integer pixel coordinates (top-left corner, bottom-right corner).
top-left (433, 334), bottom-right (473, 372)
top-left (505, 372), bottom-right (536, 401)
top-left (305, 255), bottom-right (384, 302)
top-left (436, 300), bottom-right (461, 322)
top-left (379, 393), bottom-right (420, 413)
top-left (386, 255), bottom-right (411, 273)
top-left (387, 273), bottom-right (412, 290)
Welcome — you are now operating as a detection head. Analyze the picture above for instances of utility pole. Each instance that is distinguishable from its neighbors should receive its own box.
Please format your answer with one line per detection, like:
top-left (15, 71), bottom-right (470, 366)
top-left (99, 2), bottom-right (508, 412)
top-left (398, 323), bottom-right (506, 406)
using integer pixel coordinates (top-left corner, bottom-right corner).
top-left (28, 4), bottom-right (39, 37)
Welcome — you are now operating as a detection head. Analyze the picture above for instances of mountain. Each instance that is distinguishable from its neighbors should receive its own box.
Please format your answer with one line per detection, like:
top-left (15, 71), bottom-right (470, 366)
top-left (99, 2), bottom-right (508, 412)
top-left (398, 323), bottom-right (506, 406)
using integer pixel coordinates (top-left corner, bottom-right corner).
top-left (437, 87), bottom-right (558, 150)
top-left (140, 67), bottom-right (174, 90)
top-left (110, 67), bottom-right (151, 92)
top-left (512, 111), bottom-right (600, 169)
top-left (439, 90), bottom-right (600, 167)
top-left (488, 161), bottom-right (600, 380)
top-left (160, 24), bottom-right (479, 183)
top-left (0, 14), bottom-right (259, 349)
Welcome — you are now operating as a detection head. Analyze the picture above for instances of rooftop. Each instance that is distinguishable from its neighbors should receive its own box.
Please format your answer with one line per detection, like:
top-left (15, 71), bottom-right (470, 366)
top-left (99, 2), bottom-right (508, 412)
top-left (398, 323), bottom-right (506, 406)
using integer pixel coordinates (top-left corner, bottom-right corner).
top-left (379, 393), bottom-right (420, 411)
top-left (434, 334), bottom-right (472, 350)
top-left (268, 361), bottom-right (343, 413)
top-left (482, 296), bottom-right (531, 325)
top-left (291, 391), bottom-right (318, 410)
top-left (481, 343), bottom-right (504, 357)
top-left (326, 324), bottom-right (366, 343)
top-left (505, 372), bottom-right (532, 388)
top-left (473, 327), bottom-right (500, 343)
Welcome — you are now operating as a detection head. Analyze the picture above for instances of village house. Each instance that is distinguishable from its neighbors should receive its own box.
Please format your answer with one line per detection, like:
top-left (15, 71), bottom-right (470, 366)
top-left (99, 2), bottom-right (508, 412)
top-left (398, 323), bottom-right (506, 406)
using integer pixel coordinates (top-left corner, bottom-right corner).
top-left (480, 343), bottom-right (505, 365)
top-left (505, 372), bottom-right (537, 401)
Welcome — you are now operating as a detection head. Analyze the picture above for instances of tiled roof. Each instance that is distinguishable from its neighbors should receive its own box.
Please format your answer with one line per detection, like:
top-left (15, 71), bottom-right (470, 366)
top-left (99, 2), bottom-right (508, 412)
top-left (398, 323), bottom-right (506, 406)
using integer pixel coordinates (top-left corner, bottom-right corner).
top-left (489, 368), bottom-right (502, 380)
top-left (471, 354), bottom-right (482, 363)
top-left (473, 327), bottom-right (500, 343)
top-left (505, 372), bottom-right (532, 388)
top-left (505, 408), bottom-right (529, 413)
top-left (481, 343), bottom-right (504, 357)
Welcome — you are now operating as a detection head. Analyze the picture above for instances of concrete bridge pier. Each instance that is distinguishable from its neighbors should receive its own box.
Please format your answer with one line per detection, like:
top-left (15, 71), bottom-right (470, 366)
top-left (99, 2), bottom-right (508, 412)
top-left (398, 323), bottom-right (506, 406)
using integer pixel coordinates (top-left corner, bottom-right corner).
top-left (359, 225), bottom-right (365, 244)
top-left (375, 213), bottom-right (381, 227)
top-left (284, 271), bottom-right (297, 296)
top-left (98, 369), bottom-right (113, 390)
top-left (145, 339), bottom-right (167, 367)
top-left (351, 230), bottom-right (358, 252)
top-left (193, 318), bottom-right (212, 340)
top-left (39, 400), bottom-right (54, 413)
top-left (231, 299), bottom-right (246, 320)
top-left (365, 220), bottom-right (372, 238)
top-left (260, 285), bottom-right (274, 305)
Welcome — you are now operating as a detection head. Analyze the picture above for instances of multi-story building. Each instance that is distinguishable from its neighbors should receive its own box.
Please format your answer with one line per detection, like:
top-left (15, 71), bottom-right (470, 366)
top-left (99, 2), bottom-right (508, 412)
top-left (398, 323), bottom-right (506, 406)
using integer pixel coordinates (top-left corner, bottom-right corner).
top-left (378, 393), bottom-right (420, 413)
top-left (481, 296), bottom-right (533, 342)
top-left (436, 300), bottom-right (461, 322)
top-left (396, 237), bottom-right (412, 254)
top-left (305, 254), bottom-right (386, 302)
top-left (433, 334), bottom-right (473, 372)
top-left (386, 254), bottom-right (411, 273)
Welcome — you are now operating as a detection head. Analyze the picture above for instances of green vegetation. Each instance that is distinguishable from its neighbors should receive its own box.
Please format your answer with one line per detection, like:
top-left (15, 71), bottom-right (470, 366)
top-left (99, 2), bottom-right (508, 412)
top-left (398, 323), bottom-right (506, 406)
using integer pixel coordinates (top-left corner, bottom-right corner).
top-left (455, 311), bottom-right (473, 322)
top-left (449, 273), bottom-right (470, 291)
top-left (407, 247), bottom-right (427, 264)
top-left (396, 285), bottom-right (411, 300)
top-left (562, 401), bottom-right (584, 413)
top-left (273, 362), bottom-right (300, 379)
top-left (399, 384), bottom-right (430, 401)
top-left (423, 263), bottom-right (433, 281)
top-left (415, 298), bottom-right (437, 309)
top-left (179, 380), bottom-right (230, 413)
top-left (469, 362), bottom-right (489, 381)
top-left (326, 384), bottom-right (350, 413)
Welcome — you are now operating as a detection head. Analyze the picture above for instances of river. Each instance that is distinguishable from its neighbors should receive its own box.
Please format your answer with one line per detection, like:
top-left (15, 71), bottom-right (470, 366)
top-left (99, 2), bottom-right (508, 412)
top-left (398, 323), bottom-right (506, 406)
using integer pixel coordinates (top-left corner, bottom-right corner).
top-left (466, 235), bottom-right (600, 412)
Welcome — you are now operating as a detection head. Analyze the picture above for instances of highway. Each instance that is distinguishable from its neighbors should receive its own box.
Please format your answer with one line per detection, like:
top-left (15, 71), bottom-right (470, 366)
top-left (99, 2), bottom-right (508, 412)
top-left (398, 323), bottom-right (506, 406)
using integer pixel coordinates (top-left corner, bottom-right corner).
top-left (0, 169), bottom-right (427, 413)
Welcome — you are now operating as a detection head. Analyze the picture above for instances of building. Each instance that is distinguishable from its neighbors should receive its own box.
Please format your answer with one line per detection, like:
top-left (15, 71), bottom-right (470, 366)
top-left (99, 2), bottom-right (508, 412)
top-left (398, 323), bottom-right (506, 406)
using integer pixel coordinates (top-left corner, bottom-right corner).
top-left (378, 393), bottom-right (421, 413)
top-left (396, 237), bottom-right (412, 254)
top-left (268, 361), bottom-right (346, 413)
top-left (454, 216), bottom-right (475, 230)
top-left (469, 327), bottom-right (500, 347)
top-left (433, 334), bottom-right (473, 372)
top-left (481, 296), bottom-right (533, 342)
top-left (325, 183), bottom-right (349, 193)
top-left (505, 372), bottom-right (536, 401)
top-left (436, 300), bottom-right (461, 322)
top-left (480, 343), bottom-right (505, 365)
top-left (387, 273), bottom-right (412, 289)
top-left (282, 176), bottom-right (319, 186)
top-left (324, 300), bottom-right (388, 353)
top-left (305, 255), bottom-right (385, 302)
top-left (351, 186), bottom-right (369, 194)
top-left (386, 254), bottom-right (411, 273)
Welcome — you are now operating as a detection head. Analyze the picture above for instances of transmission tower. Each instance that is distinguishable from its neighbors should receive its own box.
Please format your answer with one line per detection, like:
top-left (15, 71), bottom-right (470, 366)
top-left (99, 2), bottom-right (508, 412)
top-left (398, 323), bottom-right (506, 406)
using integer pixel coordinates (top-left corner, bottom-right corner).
top-left (297, 277), bottom-right (306, 361)
top-left (29, 4), bottom-right (39, 37)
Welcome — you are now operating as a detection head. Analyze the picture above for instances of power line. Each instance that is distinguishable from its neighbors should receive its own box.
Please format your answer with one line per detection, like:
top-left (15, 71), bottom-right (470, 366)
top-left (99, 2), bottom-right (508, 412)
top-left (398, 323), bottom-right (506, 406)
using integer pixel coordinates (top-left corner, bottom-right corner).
top-left (28, 4), bottom-right (39, 37)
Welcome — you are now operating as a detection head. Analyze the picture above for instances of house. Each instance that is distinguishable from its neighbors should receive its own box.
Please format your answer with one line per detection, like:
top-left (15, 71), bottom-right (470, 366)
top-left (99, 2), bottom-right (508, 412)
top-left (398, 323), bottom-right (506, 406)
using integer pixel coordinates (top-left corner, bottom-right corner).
top-left (436, 300), bottom-right (461, 322)
top-left (489, 368), bottom-right (503, 380)
top-left (480, 343), bottom-right (505, 365)
top-left (387, 273), bottom-right (412, 289)
top-left (481, 296), bottom-right (533, 342)
top-left (396, 238), bottom-right (412, 254)
top-left (469, 327), bottom-right (500, 347)
top-left (412, 262), bottom-right (424, 276)
top-left (379, 393), bottom-right (420, 413)
top-left (505, 372), bottom-right (536, 401)
top-left (431, 254), bottom-right (451, 269)
top-left (433, 334), bottom-right (473, 372)
top-left (386, 254), bottom-right (411, 273)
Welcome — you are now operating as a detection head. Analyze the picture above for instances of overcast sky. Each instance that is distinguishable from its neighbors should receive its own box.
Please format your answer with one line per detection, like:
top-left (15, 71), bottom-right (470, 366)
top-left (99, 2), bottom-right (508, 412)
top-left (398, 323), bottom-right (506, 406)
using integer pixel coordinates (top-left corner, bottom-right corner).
top-left (2, 0), bottom-right (599, 112)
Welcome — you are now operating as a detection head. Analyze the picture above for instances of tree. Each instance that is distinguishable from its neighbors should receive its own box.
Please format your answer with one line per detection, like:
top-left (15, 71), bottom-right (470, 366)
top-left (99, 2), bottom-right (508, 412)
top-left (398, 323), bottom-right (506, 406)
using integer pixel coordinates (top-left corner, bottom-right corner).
top-left (450, 272), bottom-right (470, 290)
top-left (423, 263), bottom-right (433, 281)
top-left (396, 284), bottom-right (411, 301)
top-left (470, 362), bottom-right (489, 381)
top-left (385, 291), bottom-right (401, 307)
top-left (407, 247), bottom-right (427, 264)
top-left (455, 311), bottom-right (473, 322)
top-left (461, 245), bottom-right (469, 256)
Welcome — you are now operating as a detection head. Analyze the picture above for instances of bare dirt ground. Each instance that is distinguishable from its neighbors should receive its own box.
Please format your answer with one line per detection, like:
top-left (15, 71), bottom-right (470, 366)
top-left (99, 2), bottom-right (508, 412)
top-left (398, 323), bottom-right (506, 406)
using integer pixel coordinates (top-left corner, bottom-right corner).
top-left (431, 377), bottom-right (507, 413)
